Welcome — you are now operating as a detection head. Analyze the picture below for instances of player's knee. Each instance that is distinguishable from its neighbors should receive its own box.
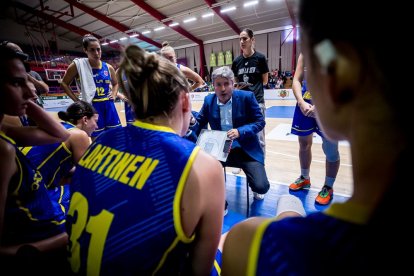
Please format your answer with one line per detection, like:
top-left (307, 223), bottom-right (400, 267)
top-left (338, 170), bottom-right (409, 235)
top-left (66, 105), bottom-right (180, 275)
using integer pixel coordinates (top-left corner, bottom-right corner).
top-left (322, 138), bottom-right (340, 162)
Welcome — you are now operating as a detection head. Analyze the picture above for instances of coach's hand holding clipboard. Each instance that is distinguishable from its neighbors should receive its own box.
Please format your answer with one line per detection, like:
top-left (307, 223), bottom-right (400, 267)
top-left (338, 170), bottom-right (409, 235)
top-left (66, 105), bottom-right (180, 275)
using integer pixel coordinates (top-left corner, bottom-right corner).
top-left (196, 129), bottom-right (233, 162)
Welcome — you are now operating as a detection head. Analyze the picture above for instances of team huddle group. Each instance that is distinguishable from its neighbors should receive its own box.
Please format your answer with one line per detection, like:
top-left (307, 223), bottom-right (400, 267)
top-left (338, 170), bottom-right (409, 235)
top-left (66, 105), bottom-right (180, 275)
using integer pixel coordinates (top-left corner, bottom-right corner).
top-left (0, 0), bottom-right (407, 274)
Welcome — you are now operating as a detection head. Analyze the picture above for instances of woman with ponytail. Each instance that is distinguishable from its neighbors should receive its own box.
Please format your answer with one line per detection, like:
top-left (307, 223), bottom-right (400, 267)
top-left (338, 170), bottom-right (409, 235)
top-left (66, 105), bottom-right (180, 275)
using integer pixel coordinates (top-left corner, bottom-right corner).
top-left (160, 41), bottom-right (205, 91)
top-left (67, 45), bottom-right (225, 275)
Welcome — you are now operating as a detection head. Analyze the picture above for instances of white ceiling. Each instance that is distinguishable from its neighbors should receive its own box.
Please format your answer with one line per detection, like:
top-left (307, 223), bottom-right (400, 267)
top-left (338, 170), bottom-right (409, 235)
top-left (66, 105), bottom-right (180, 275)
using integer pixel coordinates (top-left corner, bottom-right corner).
top-left (2, 0), bottom-right (297, 53)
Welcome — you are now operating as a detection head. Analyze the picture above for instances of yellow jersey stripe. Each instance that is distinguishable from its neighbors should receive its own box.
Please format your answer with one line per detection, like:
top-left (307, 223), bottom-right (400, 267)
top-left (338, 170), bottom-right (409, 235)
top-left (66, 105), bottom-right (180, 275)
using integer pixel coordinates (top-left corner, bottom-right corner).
top-left (247, 218), bottom-right (278, 276)
top-left (152, 237), bottom-right (180, 276)
top-left (213, 259), bottom-right (221, 275)
top-left (0, 131), bottom-right (16, 144)
top-left (19, 146), bottom-right (33, 156)
top-left (324, 201), bottom-right (371, 225)
top-left (173, 146), bottom-right (199, 243)
top-left (152, 146), bottom-right (200, 275)
top-left (92, 98), bottom-right (109, 102)
top-left (132, 120), bottom-right (175, 134)
top-left (37, 144), bottom-right (65, 170)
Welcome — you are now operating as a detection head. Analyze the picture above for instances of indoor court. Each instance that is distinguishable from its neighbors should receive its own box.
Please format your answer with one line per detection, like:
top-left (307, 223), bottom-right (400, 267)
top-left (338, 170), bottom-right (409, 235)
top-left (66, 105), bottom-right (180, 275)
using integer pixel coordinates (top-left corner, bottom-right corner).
top-left (2, 0), bottom-right (389, 273)
top-left (113, 98), bottom-right (353, 227)
top-left (45, 96), bottom-right (353, 226)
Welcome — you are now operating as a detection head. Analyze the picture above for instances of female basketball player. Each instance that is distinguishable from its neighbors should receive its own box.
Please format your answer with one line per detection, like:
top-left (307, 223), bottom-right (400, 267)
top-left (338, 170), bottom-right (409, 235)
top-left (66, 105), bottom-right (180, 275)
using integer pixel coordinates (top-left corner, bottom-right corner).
top-left (61, 34), bottom-right (121, 138)
top-left (0, 45), bottom-right (69, 273)
top-left (222, 0), bottom-right (410, 274)
top-left (66, 44), bottom-right (225, 275)
top-left (160, 41), bottom-right (205, 91)
top-left (20, 101), bottom-right (98, 212)
top-left (231, 28), bottom-right (269, 173)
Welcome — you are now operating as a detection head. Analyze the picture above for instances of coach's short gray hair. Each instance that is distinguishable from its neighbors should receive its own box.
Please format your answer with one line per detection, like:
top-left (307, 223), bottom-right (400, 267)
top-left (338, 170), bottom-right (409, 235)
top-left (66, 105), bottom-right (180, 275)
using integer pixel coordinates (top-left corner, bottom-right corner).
top-left (212, 66), bottom-right (234, 82)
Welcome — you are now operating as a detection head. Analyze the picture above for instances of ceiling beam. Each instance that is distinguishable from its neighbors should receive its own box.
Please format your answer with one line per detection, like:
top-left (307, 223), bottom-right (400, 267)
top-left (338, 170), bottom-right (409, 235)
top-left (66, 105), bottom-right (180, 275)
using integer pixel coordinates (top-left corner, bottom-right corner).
top-left (13, 1), bottom-right (97, 38)
top-left (129, 0), bottom-right (207, 77)
top-left (204, 0), bottom-right (240, 35)
top-left (11, 1), bottom-right (121, 51)
top-left (63, 0), bottom-right (161, 48)
top-left (129, 0), bottom-right (202, 45)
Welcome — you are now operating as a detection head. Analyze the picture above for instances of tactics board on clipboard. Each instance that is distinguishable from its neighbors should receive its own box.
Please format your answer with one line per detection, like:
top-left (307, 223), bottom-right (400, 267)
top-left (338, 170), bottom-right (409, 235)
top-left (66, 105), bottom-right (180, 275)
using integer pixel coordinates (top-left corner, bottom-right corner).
top-left (196, 129), bottom-right (232, 162)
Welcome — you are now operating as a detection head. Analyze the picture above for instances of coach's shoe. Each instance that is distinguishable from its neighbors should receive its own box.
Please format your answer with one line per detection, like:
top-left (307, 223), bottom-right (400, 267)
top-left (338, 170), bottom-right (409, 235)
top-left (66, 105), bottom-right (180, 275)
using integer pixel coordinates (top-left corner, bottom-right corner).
top-left (224, 200), bottom-right (229, 216)
top-left (315, 185), bottom-right (333, 205)
top-left (232, 168), bottom-right (241, 174)
top-left (289, 176), bottom-right (311, 191)
top-left (253, 192), bottom-right (265, 200)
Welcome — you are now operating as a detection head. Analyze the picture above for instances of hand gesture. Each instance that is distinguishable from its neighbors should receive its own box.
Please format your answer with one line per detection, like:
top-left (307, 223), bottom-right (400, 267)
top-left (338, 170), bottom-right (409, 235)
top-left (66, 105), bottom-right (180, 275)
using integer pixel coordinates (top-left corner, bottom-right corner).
top-left (227, 129), bottom-right (240, 140)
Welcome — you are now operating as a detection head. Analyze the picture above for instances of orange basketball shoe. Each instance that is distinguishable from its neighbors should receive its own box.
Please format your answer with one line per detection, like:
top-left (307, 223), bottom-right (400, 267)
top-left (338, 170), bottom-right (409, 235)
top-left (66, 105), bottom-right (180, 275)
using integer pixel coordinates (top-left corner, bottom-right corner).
top-left (289, 176), bottom-right (311, 191)
top-left (315, 185), bottom-right (333, 205)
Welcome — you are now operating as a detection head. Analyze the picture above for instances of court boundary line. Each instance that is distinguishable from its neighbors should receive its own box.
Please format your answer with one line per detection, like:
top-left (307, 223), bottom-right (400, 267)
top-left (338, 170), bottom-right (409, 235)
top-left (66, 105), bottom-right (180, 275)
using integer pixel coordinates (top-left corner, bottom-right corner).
top-left (266, 150), bottom-right (352, 167)
top-left (226, 173), bottom-right (351, 198)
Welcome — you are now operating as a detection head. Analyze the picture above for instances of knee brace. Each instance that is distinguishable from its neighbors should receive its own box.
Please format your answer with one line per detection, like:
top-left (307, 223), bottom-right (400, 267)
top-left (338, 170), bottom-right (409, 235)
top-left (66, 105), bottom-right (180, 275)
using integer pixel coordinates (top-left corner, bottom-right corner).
top-left (276, 195), bottom-right (306, 217)
top-left (322, 137), bottom-right (340, 162)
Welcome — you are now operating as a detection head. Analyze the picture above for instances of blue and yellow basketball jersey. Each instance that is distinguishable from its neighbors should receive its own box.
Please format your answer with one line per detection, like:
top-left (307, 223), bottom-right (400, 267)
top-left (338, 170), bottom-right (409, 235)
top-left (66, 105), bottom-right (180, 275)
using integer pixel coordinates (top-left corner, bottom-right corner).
top-left (0, 131), bottom-right (66, 244)
top-left (20, 121), bottom-right (75, 188)
top-left (93, 61), bottom-right (112, 101)
top-left (249, 202), bottom-right (372, 275)
top-left (302, 80), bottom-right (312, 101)
top-left (20, 121), bottom-right (75, 213)
top-left (90, 61), bottom-right (121, 136)
top-left (67, 121), bottom-right (199, 275)
top-left (291, 78), bottom-right (323, 136)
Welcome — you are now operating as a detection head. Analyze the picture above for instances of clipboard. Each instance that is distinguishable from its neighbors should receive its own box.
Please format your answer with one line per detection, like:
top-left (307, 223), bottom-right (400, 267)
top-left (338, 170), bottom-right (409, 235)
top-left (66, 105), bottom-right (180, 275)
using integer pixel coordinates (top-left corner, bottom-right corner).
top-left (196, 129), bottom-right (232, 162)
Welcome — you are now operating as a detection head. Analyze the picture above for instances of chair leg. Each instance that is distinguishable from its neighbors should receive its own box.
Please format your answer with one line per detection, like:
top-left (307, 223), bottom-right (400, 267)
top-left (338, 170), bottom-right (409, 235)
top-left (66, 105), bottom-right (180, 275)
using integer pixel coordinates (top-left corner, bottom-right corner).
top-left (246, 181), bottom-right (250, 217)
top-left (224, 167), bottom-right (227, 215)
top-left (224, 166), bottom-right (250, 217)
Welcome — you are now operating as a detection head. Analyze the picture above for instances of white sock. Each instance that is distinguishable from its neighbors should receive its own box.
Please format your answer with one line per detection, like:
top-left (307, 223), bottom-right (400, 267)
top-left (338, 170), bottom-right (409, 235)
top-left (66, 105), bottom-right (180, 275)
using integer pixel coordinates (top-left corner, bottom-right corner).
top-left (324, 176), bottom-right (335, 188)
top-left (301, 169), bottom-right (310, 179)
